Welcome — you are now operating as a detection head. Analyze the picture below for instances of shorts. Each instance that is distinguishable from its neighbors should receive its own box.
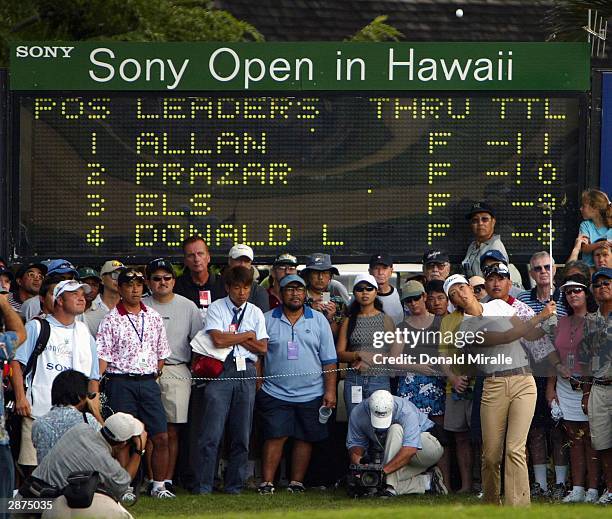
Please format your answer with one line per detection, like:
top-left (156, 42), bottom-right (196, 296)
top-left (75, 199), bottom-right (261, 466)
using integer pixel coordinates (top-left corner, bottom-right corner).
top-left (588, 383), bottom-right (612, 451)
top-left (256, 390), bottom-right (328, 443)
top-left (18, 416), bottom-right (37, 466)
top-left (104, 376), bottom-right (167, 437)
top-left (444, 396), bottom-right (472, 433)
top-left (158, 364), bottom-right (191, 424)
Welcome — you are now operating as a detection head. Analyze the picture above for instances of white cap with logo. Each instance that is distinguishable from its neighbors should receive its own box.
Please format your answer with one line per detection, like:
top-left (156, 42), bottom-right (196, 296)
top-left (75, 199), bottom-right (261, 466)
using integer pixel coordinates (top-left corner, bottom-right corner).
top-left (53, 280), bottom-right (91, 302)
top-left (443, 274), bottom-right (469, 297)
top-left (228, 244), bottom-right (254, 261)
top-left (352, 273), bottom-right (378, 290)
top-left (369, 390), bottom-right (394, 429)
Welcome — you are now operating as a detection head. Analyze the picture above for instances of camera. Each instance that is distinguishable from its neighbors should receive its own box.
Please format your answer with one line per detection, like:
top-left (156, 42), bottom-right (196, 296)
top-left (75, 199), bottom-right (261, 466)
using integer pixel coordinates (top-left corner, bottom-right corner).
top-left (347, 463), bottom-right (385, 497)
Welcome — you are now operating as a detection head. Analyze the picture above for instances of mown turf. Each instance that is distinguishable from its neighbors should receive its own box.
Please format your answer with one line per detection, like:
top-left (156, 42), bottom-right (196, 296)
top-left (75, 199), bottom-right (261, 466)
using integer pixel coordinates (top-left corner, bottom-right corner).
top-left (129, 489), bottom-right (609, 518)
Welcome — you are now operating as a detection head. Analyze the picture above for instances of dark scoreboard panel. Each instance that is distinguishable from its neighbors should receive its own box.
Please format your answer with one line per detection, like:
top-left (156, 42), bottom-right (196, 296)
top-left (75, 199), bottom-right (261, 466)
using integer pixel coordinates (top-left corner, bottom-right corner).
top-left (15, 93), bottom-right (582, 262)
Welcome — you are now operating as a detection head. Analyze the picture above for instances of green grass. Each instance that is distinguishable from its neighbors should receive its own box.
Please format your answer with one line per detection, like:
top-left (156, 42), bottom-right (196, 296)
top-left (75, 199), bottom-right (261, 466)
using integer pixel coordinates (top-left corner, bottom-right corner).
top-left (129, 489), bottom-right (609, 518)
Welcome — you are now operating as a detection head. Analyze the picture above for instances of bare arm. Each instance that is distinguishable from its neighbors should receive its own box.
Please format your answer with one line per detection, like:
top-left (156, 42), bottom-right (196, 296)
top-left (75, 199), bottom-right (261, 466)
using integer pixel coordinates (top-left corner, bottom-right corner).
top-left (0, 296), bottom-right (26, 344)
top-left (349, 446), bottom-right (366, 464)
top-left (479, 304), bottom-right (555, 347)
top-left (322, 363), bottom-right (337, 408)
top-left (9, 359), bottom-right (30, 417)
top-left (241, 337), bottom-right (268, 355)
top-left (383, 446), bottom-right (418, 475)
top-left (208, 329), bottom-right (256, 348)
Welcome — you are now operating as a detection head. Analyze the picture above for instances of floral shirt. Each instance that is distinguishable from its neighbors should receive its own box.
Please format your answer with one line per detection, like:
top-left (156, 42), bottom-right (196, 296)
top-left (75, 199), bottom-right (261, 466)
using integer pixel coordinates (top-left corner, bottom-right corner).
top-left (509, 296), bottom-right (555, 362)
top-left (580, 310), bottom-right (611, 380)
top-left (97, 301), bottom-right (170, 375)
top-left (0, 331), bottom-right (17, 445)
top-left (32, 406), bottom-right (101, 462)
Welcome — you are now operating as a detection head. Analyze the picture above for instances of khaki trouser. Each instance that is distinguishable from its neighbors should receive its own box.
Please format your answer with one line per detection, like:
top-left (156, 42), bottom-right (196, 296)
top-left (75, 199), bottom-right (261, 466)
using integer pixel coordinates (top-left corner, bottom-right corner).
top-left (384, 424), bottom-right (444, 494)
top-left (480, 374), bottom-right (536, 506)
top-left (42, 493), bottom-right (133, 518)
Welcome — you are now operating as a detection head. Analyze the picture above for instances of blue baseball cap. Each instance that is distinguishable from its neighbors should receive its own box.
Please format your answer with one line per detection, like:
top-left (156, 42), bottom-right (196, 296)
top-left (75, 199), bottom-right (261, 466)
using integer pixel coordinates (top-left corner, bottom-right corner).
top-left (592, 267), bottom-right (612, 284)
top-left (479, 249), bottom-right (508, 268)
top-left (46, 259), bottom-right (78, 276)
top-left (279, 274), bottom-right (306, 289)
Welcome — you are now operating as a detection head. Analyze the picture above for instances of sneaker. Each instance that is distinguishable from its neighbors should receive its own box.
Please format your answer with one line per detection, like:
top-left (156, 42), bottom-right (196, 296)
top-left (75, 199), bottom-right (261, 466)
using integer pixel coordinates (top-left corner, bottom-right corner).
top-left (585, 489), bottom-right (599, 504)
top-left (549, 483), bottom-right (567, 500)
top-left (429, 466), bottom-right (448, 495)
top-left (151, 487), bottom-right (176, 499)
top-left (164, 481), bottom-right (175, 494)
top-left (563, 487), bottom-right (586, 503)
top-left (121, 486), bottom-right (137, 505)
top-left (597, 491), bottom-right (611, 505)
top-left (531, 482), bottom-right (547, 498)
top-left (287, 481), bottom-right (306, 493)
top-left (258, 482), bottom-right (275, 495)
top-left (378, 484), bottom-right (397, 498)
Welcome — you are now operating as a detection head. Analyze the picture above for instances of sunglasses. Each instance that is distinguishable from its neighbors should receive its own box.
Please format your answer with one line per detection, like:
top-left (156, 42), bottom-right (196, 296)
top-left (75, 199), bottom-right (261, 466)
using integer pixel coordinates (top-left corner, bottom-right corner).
top-left (403, 294), bottom-right (423, 303)
top-left (473, 285), bottom-right (485, 294)
top-left (592, 279), bottom-right (611, 289)
top-left (471, 216), bottom-right (491, 224)
top-left (354, 285), bottom-right (376, 293)
top-left (532, 264), bottom-right (552, 272)
top-left (122, 271), bottom-right (145, 282)
top-left (564, 287), bottom-right (585, 295)
top-left (151, 274), bottom-right (173, 282)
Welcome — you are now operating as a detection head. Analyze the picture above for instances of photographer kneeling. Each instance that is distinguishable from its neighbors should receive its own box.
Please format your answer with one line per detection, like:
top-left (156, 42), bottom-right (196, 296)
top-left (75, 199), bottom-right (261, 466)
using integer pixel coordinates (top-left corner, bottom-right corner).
top-left (347, 390), bottom-right (447, 497)
top-left (20, 412), bottom-right (146, 518)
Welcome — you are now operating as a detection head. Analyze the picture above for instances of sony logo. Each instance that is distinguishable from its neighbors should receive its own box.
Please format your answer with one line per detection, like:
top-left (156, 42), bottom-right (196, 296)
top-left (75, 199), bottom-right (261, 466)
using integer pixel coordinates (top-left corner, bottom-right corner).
top-left (15, 46), bottom-right (74, 59)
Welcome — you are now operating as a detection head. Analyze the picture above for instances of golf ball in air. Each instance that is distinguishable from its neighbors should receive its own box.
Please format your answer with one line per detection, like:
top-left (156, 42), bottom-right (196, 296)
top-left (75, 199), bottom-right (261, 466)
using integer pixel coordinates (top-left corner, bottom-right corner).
top-left (456, 8), bottom-right (464, 17)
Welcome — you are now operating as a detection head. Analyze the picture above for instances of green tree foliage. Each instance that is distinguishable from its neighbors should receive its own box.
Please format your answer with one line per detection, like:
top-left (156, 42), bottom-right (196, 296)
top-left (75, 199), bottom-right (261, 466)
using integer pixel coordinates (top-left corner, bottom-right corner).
top-left (546, 0), bottom-right (611, 41)
top-left (0, 0), bottom-right (263, 66)
top-left (347, 15), bottom-right (403, 42)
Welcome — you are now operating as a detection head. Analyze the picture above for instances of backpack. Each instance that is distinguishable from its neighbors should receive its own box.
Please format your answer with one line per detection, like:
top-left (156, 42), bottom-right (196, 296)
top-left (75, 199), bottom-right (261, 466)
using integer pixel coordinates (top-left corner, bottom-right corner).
top-left (22, 317), bottom-right (51, 383)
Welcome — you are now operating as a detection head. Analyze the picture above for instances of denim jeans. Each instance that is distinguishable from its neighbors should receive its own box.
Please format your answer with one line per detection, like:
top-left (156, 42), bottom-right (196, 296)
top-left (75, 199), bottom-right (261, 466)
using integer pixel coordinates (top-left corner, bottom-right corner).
top-left (192, 356), bottom-right (256, 494)
top-left (344, 371), bottom-right (390, 418)
top-left (0, 444), bottom-right (14, 519)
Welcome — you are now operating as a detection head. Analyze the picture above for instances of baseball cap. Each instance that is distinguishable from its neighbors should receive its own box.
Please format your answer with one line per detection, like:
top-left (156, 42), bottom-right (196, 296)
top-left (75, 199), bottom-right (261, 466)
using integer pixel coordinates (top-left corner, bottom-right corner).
top-left (228, 244), bottom-right (254, 261)
top-left (592, 267), bottom-right (612, 283)
top-left (77, 267), bottom-right (100, 281)
top-left (560, 280), bottom-right (588, 291)
top-left (422, 249), bottom-right (449, 265)
top-left (479, 249), bottom-right (508, 268)
top-left (273, 253), bottom-right (298, 267)
top-left (468, 276), bottom-right (486, 288)
top-left (16, 261), bottom-right (48, 279)
top-left (53, 280), bottom-right (91, 302)
top-left (369, 253), bottom-right (393, 268)
top-left (353, 273), bottom-right (378, 290)
top-left (103, 412), bottom-right (144, 442)
top-left (146, 258), bottom-right (174, 278)
top-left (401, 280), bottom-right (425, 299)
top-left (279, 274), bottom-right (306, 289)
top-left (0, 267), bottom-right (13, 280)
top-left (303, 253), bottom-right (339, 276)
top-left (443, 274), bottom-right (469, 296)
top-left (369, 390), bottom-right (394, 429)
top-left (100, 260), bottom-right (126, 276)
top-left (46, 259), bottom-right (78, 276)
top-left (482, 263), bottom-right (511, 279)
top-left (466, 201), bottom-right (496, 220)
top-left (117, 268), bottom-right (145, 285)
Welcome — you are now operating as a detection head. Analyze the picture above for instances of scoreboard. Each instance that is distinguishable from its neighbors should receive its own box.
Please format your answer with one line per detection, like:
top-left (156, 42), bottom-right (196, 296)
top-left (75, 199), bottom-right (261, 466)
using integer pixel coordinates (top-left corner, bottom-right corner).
top-left (8, 42), bottom-right (590, 263)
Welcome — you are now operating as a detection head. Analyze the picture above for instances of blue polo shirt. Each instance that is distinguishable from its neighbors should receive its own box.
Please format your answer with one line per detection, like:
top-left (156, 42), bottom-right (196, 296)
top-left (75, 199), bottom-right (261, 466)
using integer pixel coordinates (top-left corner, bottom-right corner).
top-left (263, 306), bottom-right (337, 402)
top-left (346, 396), bottom-right (433, 450)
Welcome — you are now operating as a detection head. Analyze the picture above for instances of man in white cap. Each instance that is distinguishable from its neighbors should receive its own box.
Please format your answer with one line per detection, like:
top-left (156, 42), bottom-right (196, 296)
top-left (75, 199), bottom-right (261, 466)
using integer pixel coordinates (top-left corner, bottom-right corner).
top-left (27, 412), bottom-right (147, 518)
top-left (85, 259), bottom-right (126, 336)
top-left (10, 280), bottom-right (99, 473)
top-left (347, 389), bottom-right (446, 496)
top-left (214, 244), bottom-right (270, 312)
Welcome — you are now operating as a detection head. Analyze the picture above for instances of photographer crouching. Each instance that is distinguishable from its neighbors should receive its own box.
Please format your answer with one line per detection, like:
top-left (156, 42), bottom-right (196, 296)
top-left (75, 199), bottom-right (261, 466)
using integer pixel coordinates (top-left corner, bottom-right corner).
top-left (347, 390), bottom-right (447, 497)
top-left (18, 412), bottom-right (146, 518)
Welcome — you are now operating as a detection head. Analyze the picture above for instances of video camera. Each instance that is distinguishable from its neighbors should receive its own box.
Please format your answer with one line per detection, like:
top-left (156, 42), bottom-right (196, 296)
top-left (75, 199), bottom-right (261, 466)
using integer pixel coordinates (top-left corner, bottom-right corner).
top-left (347, 463), bottom-right (385, 497)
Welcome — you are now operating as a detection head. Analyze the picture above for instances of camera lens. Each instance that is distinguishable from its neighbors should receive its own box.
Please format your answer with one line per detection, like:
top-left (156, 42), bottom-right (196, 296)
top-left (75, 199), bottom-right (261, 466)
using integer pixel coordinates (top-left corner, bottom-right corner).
top-left (361, 471), bottom-right (380, 487)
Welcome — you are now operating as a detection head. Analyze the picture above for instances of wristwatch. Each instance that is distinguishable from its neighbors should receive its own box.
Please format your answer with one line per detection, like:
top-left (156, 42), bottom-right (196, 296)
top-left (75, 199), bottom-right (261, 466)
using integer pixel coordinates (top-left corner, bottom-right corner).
top-left (137, 448), bottom-right (146, 456)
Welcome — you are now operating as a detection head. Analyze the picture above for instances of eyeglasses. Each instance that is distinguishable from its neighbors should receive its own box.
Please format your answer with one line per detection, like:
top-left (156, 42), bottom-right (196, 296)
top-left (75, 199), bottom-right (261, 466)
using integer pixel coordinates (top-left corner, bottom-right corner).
top-left (151, 275), bottom-right (173, 282)
top-left (275, 265), bottom-right (297, 273)
top-left (107, 271), bottom-right (122, 280)
top-left (284, 286), bottom-right (306, 293)
top-left (403, 294), bottom-right (423, 303)
top-left (354, 285), bottom-right (376, 293)
top-left (471, 216), bottom-right (491, 224)
top-left (592, 279), bottom-right (611, 289)
top-left (564, 287), bottom-right (585, 295)
top-left (532, 264), bottom-right (552, 272)
top-left (425, 262), bottom-right (447, 270)
top-left (25, 271), bottom-right (43, 280)
top-left (473, 285), bottom-right (485, 294)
